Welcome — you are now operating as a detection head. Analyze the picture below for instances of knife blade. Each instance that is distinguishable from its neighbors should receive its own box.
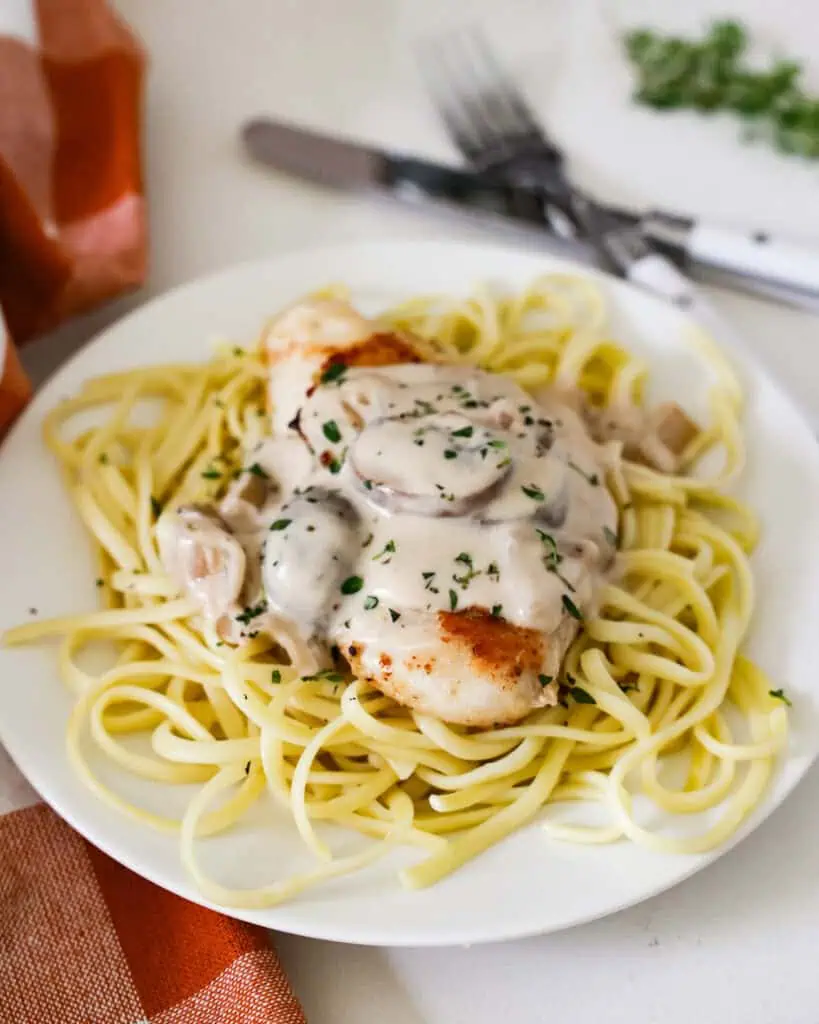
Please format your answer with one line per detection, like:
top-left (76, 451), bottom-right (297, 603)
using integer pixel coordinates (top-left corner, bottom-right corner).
top-left (241, 117), bottom-right (600, 247)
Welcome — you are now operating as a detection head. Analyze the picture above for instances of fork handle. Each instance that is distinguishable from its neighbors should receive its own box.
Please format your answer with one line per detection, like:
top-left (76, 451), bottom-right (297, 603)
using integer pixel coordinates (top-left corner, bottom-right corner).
top-left (641, 212), bottom-right (819, 304)
top-left (626, 250), bottom-right (747, 349)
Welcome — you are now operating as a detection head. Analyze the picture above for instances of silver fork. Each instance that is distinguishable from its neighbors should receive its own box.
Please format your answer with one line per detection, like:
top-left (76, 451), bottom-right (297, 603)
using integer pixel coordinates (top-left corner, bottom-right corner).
top-left (416, 28), bottom-right (567, 189)
top-left (416, 28), bottom-right (627, 250)
top-left (417, 27), bottom-right (819, 309)
top-left (418, 27), bottom-right (644, 268)
top-left (416, 27), bottom-right (772, 368)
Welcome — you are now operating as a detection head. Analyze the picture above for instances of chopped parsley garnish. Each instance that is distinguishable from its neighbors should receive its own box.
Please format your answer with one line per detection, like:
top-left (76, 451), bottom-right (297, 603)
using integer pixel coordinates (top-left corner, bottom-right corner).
top-left (320, 361), bottom-right (347, 385)
top-left (322, 420), bottom-right (342, 443)
top-left (562, 595), bottom-right (583, 621)
top-left (570, 686), bottom-right (596, 704)
top-left (769, 688), bottom-right (792, 706)
top-left (150, 496), bottom-right (162, 517)
top-left (568, 460), bottom-right (600, 486)
top-left (320, 449), bottom-right (345, 474)
top-left (270, 518), bottom-right (291, 531)
top-left (486, 561), bottom-right (500, 579)
top-left (521, 484), bottom-right (545, 501)
top-left (362, 478), bottom-right (373, 490)
top-left (340, 576), bottom-right (364, 595)
top-left (449, 589), bottom-right (459, 610)
top-left (95, 578), bottom-right (104, 587)
top-left (491, 604), bottom-right (503, 618)
top-left (488, 439), bottom-right (507, 449)
top-left (271, 670), bottom-right (281, 684)
top-left (232, 346), bottom-right (244, 357)
top-left (364, 595), bottom-right (379, 610)
top-left (443, 449), bottom-right (458, 460)
top-left (236, 602), bottom-right (266, 625)
top-left (98, 453), bottom-right (109, 465)
top-left (201, 468), bottom-right (221, 480)
top-left (245, 761), bottom-right (251, 775)
top-left (389, 608), bottom-right (401, 623)
top-left (536, 529), bottom-right (562, 571)
top-left (362, 532), bottom-right (374, 548)
top-left (538, 674), bottom-right (553, 687)
top-left (247, 462), bottom-right (269, 478)
top-left (453, 552), bottom-right (480, 587)
top-left (451, 425), bottom-right (473, 438)
top-left (373, 539), bottom-right (396, 562)
top-left (603, 526), bottom-right (619, 547)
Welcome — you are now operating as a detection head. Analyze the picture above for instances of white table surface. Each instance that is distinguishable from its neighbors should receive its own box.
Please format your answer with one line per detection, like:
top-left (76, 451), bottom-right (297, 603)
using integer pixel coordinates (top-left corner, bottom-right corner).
top-left (19, 1), bottom-right (819, 1021)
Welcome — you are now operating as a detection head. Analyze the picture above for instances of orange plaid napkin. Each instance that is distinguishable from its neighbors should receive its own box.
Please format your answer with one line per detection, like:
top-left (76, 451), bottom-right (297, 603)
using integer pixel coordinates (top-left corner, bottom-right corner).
top-left (0, 3), bottom-right (306, 1021)
top-left (0, 0), bottom-right (147, 342)
top-left (0, 748), bottom-right (305, 1024)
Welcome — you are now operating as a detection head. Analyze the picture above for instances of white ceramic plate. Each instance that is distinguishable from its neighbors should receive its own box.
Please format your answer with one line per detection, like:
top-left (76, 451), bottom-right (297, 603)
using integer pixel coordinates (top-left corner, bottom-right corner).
top-left (1, 241), bottom-right (818, 947)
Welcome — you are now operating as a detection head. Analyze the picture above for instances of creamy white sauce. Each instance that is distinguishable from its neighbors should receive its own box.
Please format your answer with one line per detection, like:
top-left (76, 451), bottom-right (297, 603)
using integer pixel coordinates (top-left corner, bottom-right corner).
top-left (229, 362), bottom-right (620, 662)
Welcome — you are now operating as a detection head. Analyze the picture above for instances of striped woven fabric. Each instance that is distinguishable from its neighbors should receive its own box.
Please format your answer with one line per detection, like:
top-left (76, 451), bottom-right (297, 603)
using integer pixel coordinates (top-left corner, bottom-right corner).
top-left (0, 748), bottom-right (305, 1024)
top-left (0, 3), bottom-right (306, 1021)
top-left (0, 0), bottom-right (147, 343)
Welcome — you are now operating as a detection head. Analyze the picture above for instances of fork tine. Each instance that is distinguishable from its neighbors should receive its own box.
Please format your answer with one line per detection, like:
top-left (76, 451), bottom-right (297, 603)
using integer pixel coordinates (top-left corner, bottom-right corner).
top-left (417, 27), bottom-right (546, 168)
top-left (417, 33), bottom-right (499, 163)
top-left (464, 28), bottom-right (543, 138)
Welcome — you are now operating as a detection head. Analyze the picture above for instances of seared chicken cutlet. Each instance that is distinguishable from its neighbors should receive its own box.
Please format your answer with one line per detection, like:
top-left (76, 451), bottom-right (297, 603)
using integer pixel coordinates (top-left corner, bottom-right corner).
top-left (158, 297), bottom-right (625, 725)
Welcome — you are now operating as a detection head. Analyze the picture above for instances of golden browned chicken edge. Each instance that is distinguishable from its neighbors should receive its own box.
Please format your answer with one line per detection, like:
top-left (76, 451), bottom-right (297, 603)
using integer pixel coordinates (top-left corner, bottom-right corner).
top-left (344, 607), bottom-right (558, 729)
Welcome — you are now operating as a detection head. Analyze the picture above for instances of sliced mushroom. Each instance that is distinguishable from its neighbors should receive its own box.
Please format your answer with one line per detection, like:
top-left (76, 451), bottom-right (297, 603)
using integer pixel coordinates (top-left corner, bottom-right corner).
top-left (218, 468), bottom-right (273, 533)
top-left (650, 402), bottom-right (701, 458)
top-left (350, 412), bottom-right (513, 518)
top-left (156, 505), bottom-right (247, 627)
top-left (534, 484), bottom-right (569, 529)
top-left (262, 487), bottom-right (361, 652)
top-left (294, 370), bottom-right (400, 457)
top-left (579, 395), bottom-right (701, 474)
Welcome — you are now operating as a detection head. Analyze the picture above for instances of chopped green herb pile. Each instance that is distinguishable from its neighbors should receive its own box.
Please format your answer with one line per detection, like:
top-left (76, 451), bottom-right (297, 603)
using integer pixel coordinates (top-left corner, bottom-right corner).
top-left (624, 20), bottom-right (819, 158)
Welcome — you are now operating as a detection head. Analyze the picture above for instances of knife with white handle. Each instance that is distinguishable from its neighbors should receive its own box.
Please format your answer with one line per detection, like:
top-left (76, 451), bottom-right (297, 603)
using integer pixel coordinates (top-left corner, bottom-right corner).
top-left (570, 198), bottom-right (749, 342)
top-left (641, 212), bottom-right (819, 306)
